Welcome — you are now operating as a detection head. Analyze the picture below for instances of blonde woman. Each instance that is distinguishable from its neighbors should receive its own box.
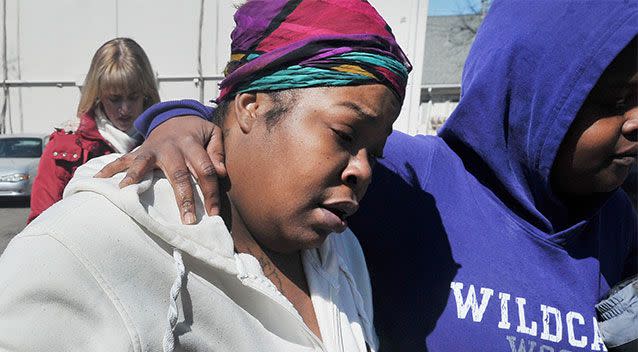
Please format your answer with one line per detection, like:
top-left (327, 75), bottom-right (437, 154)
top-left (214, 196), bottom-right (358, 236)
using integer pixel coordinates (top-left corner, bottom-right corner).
top-left (28, 37), bottom-right (159, 222)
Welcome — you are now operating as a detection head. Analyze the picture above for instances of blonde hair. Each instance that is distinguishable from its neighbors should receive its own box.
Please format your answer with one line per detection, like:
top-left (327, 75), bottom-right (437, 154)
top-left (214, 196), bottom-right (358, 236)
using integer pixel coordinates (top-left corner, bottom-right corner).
top-left (76, 37), bottom-right (160, 118)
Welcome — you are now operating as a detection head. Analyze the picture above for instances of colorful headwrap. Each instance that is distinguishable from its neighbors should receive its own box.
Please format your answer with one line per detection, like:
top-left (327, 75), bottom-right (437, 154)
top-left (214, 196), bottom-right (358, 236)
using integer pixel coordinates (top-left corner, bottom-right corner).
top-left (216, 0), bottom-right (412, 103)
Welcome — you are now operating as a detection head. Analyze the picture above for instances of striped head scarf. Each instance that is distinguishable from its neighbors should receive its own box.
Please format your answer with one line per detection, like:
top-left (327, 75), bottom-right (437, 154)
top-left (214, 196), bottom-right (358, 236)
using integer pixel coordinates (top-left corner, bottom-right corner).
top-left (216, 0), bottom-right (412, 103)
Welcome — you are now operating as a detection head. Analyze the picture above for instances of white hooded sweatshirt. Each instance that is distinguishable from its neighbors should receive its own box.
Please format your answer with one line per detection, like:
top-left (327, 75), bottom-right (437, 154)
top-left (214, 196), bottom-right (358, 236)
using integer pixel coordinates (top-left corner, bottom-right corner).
top-left (0, 154), bottom-right (378, 352)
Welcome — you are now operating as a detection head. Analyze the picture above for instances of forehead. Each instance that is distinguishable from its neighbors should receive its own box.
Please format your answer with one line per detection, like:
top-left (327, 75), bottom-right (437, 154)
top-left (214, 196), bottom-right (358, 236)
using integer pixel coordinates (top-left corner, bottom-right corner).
top-left (98, 69), bottom-right (145, 97)
top-left (99, 88), bottom-right (140, 97)
top-left (298, 85), bottom-right (401, 127)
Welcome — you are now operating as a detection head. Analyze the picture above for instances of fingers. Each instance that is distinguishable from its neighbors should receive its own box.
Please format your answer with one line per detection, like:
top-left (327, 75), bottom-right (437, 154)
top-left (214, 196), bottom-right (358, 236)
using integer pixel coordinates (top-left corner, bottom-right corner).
top-left (119, 153), bottom-right (156, 188)
top-left (94, 153), bottom-right (135, 179)
top-left (207, 125), bottom-right (227, 178)
top-left (186, 145), bottom-right (221, 216)
top-left (159, 147), bottom-right (198, 225)
top-left (93, 151), bottom-right (158, 189)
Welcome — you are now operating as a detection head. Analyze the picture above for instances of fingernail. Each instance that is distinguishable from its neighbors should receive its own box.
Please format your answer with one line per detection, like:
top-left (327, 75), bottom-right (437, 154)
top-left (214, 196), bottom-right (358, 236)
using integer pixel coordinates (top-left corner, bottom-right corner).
top-left (184, 212), bottom-right (196, 225)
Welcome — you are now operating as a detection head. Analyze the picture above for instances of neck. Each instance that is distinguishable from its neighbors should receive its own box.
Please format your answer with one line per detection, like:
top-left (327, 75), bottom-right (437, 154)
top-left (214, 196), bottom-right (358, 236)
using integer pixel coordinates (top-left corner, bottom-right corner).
top-left (230, 205), bottom-right (303, 268)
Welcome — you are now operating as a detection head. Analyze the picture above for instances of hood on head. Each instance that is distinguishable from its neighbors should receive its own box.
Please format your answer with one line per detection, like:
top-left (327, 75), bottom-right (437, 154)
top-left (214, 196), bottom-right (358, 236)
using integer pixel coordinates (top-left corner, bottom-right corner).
top-left (438, 0), bottom-right (638, 233)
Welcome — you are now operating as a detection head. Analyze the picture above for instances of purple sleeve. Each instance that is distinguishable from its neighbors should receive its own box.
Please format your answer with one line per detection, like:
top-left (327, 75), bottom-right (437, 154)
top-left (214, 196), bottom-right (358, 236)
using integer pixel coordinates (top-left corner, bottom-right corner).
top-left (134, 99), bottom-right (215, 139)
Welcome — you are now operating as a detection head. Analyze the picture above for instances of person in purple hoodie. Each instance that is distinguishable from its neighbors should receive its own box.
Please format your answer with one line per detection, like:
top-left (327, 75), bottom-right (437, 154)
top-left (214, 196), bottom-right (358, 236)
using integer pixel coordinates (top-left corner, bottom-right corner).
top-left (97, 0), bottom-right (637, 350)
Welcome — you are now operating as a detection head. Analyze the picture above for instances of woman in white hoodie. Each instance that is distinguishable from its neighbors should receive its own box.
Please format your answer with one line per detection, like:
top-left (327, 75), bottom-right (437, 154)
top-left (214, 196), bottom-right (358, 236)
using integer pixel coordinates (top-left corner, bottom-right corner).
top-left (0, 1), bottom-right (411, 351)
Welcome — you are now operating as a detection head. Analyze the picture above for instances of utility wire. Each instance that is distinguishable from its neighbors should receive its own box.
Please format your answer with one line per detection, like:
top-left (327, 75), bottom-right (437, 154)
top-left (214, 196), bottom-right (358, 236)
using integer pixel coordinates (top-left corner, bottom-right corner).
top-left (16, 0), bottom-right (22, 132)
top-left (1, 0), bottom-right (9, 134)
top-left (197, 0), bottom-right (205, 103)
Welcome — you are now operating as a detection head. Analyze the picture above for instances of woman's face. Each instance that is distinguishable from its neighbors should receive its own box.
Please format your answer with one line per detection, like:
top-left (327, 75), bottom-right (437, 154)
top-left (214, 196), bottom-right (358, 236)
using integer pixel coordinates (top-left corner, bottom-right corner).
top-left (99, 90), bottom-right (144, 131)
top-left (225, 84), bottom-right (401, 253)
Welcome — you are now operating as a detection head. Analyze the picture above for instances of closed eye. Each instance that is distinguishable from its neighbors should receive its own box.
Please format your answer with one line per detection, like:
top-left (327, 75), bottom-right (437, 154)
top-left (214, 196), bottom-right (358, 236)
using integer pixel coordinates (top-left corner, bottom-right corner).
top-left (108, 96), bottom-right (123, 104)
top-left (333, 128), bottom-right (354, 144)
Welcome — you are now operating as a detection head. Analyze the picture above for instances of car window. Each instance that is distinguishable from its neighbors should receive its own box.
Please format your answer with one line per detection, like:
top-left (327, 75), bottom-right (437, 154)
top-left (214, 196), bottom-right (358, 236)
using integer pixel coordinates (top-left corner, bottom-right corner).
top-left (0, 138), bottom-right (43, 158)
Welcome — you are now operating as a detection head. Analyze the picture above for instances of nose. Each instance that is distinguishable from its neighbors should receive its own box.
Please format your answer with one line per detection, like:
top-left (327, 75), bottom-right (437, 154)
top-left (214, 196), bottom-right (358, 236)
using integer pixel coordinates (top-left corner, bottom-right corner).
top-left (342, 149), bottom-right (373, 199)
top-left (622, 106), bottom-right (638, 141)
top-left (118, 100), bottom-right (132, 116)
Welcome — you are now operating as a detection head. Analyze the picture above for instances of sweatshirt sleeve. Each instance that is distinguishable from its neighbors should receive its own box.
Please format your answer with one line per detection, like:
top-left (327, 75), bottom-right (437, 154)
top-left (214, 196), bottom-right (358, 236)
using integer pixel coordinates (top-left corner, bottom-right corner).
top-left (135, 99), bottom-right (215, 138)
top-left (0, 234), bottom-right (137, 351)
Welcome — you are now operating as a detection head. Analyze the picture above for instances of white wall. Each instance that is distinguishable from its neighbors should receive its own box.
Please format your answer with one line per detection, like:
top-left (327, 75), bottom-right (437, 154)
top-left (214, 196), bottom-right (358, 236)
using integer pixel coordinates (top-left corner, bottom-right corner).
top-left (0, 0), bottom-right (426, 135)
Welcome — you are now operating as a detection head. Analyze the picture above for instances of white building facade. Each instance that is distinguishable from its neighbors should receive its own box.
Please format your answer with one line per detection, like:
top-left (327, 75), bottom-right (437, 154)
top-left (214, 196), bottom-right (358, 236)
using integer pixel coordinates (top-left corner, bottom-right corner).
top-left (0, 0), bottom-right (431, 135)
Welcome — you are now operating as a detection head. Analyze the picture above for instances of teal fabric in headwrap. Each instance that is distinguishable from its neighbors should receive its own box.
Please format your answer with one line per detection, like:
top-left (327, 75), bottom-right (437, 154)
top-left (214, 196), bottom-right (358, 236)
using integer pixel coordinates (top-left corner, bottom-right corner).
top-left (229, 51), bottom-right (409, 100)
top-left (339, 52), bottom-right (410, 76)
top-left (237, 65), bottom-right (375, 93)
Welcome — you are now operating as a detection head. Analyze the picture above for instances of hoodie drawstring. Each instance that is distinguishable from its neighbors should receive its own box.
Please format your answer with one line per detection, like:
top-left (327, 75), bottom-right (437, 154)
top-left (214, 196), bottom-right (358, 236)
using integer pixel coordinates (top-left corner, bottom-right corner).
top-left (163, 248), bottom-right (186, 352)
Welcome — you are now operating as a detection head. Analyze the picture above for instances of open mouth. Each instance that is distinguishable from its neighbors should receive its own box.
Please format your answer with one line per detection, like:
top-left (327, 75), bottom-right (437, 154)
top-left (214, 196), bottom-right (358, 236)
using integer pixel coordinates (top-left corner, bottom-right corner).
top-left (318, 202), bottom-right (358, 234)
top-left (322, 200), bottom-right (358, 220)
top-left (326, 207), bottom-right (347, 221)
top-left (613, 155), bottom-right (637, 167)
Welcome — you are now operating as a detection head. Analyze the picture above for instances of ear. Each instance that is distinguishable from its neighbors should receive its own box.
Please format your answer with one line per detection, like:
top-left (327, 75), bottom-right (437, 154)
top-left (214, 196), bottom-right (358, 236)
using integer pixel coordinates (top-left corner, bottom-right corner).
top-left (233, 92), bottom-right (259, 134)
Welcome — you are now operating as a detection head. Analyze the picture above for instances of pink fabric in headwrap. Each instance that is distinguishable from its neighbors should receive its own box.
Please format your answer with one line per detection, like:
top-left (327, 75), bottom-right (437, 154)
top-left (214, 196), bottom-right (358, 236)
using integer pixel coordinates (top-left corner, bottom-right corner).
top-left (217, 0), bottom-right (412, 102)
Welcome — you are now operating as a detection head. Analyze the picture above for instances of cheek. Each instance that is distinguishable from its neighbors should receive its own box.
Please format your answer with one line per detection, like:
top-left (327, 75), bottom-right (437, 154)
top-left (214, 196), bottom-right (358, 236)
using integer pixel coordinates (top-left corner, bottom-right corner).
top-left (256, 128), bottom-right (347, 220)
top-left (227, 133), bottom-right (340, 250)
top-left (571, 119), bottom-right (621, 167)
top-left (264, 132), bottom-right (339, 203)
top-left (100, 102), bottom-right (119, 120)
top-left (132, 99), bottom-right (145, 117)
top-left (568, 118), bottom-right (626, 193)
top-left (282, 129), bottom-right (347, 187)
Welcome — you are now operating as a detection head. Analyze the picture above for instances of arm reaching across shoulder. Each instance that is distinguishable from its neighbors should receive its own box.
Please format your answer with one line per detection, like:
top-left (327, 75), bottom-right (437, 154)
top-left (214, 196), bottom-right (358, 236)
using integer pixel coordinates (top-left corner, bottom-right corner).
top-left (95, 100), bottom-right (226, 224)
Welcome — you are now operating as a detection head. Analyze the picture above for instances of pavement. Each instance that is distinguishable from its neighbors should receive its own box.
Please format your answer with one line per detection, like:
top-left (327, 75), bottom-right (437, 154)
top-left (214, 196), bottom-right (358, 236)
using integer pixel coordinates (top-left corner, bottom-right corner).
top-left (0, 198), bottom-right (30, 254)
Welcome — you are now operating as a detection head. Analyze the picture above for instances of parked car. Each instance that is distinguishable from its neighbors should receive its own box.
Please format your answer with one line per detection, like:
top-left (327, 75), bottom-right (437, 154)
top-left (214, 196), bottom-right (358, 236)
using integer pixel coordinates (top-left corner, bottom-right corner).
top-left (0, 134), bottom-right (49, 198)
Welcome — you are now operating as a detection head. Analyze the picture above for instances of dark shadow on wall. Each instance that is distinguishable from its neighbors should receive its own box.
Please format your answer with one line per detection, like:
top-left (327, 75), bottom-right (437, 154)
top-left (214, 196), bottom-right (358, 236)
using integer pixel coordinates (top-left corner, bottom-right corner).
top-left (350, 164), bottom-right (459, 352)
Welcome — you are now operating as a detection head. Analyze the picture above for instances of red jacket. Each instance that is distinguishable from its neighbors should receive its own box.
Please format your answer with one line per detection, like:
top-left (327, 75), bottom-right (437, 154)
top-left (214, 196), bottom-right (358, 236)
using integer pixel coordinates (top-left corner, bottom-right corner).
top-left (27, 113), bottom-right (115, 223)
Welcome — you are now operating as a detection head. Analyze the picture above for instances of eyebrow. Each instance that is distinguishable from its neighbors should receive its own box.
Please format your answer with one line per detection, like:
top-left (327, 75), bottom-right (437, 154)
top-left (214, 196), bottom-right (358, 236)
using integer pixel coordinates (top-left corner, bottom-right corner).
top-left (338, 101), bottom-right (394, 136)
top-left (339, 101), bottom-right (375, 119)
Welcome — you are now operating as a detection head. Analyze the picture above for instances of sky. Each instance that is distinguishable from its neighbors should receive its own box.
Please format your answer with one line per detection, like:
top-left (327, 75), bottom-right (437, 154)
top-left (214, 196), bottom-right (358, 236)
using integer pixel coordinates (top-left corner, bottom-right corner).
top-left (428, 0), bottom-right (484, 16)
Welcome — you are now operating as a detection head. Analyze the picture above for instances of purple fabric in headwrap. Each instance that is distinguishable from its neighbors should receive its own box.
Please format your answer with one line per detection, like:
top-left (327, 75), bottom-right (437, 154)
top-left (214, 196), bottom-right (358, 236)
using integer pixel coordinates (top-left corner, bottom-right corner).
top-left (217, 0), bottom-right (412, 102)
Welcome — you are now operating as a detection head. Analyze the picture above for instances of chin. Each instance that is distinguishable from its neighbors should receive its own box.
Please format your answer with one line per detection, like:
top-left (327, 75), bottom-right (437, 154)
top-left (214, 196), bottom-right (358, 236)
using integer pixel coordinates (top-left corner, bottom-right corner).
top-left (264, 225), bottom-right (332, 253)
top-left (121, 124), bottom-right (134, 132)
top-left (594, 169), bottom-right (631, 193)
top-left (302, 237), bottom-right (330, 251)
top-left (262, 236), bottom-right (324, 254)
top-left (590, 180), bottom-right (623, 194)
top-left (293, 230), bottom-right (332, 252)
